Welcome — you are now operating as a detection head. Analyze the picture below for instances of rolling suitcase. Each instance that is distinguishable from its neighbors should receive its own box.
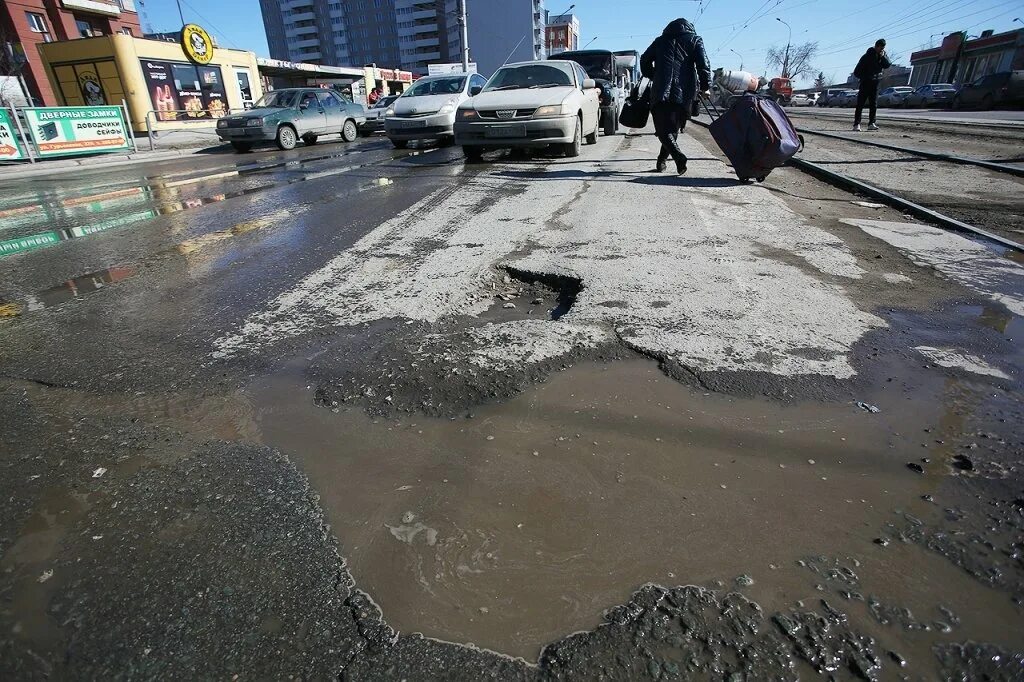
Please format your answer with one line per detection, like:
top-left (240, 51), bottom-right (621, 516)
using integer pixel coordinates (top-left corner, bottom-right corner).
top-left (702, 93), bottom-right (803, 182)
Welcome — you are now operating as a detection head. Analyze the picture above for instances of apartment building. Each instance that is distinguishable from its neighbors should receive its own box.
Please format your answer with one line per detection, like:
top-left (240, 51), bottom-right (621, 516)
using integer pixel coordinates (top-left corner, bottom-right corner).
top-left (260, 0), bottom-right (545, 76)
top-left (1, 0), bottom-right (141, 105)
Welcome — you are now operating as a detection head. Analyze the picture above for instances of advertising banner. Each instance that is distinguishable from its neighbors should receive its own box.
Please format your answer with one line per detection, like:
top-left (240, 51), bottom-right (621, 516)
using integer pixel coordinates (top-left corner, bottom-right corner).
top-left (0, 109), bottom-right (25, 161)
top-left (24, 106), bottom-right (131, 158)
top-left (141, 60), bottom-right (179, 121)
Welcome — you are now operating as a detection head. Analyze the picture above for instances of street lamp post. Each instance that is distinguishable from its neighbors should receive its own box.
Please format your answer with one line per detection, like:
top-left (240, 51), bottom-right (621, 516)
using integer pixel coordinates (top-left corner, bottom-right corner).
top-left (730, 49), bottom-right (744, 71)
top-left (776, 17), bottom-right (792, 78)
top-left (582, 36), bottom-right (598, 50)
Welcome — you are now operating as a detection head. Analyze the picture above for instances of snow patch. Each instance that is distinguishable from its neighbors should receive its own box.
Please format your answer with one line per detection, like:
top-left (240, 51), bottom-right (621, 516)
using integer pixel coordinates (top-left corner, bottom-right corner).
top-left (915, 346), bottom-right (1011, 380)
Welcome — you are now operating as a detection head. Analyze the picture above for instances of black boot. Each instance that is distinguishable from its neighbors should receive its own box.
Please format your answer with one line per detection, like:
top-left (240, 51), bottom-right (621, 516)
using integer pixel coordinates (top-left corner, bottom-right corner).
top-left (655, 157), bottom-right (668, 173)
top-left (676, 158), bottom-right (687, 175)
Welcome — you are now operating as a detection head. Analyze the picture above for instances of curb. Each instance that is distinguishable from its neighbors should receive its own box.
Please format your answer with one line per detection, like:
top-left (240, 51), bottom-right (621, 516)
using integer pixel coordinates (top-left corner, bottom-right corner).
top-left (0, 146), bottom-right (224, 180)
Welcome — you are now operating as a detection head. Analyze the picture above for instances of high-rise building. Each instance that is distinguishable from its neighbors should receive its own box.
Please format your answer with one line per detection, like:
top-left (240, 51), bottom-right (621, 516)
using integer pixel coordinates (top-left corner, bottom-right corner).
top-left (0, 0), bottom-right (141, 105)
top-left (545, 12), bottom-right (578, 55)
top-left (259, 0), bottom-right (545, 77)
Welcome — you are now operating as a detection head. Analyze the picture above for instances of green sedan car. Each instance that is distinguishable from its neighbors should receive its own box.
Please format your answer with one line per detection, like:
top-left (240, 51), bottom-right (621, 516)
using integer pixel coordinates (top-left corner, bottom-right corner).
top-left (216, 88), bottom-right (367, 152)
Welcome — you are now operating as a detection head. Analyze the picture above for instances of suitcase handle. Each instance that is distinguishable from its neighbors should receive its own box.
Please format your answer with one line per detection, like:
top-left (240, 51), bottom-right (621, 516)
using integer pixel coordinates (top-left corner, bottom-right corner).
top-left (699, 93), bottom-right (722, 121)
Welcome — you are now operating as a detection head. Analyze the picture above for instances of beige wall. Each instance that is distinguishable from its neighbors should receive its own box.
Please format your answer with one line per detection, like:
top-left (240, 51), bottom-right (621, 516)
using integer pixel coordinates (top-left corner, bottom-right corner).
top-left (39, 34), bottom-right (263, 133)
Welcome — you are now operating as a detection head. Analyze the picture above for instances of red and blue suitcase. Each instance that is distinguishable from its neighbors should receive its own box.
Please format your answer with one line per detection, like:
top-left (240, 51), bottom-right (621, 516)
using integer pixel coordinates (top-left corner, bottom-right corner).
top-left (703, 93), bottom-right (803, 182)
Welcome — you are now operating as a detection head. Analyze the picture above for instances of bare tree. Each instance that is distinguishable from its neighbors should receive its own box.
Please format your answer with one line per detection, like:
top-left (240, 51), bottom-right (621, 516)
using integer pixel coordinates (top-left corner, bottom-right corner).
top-left (765, 41), bottom-right (818, 81)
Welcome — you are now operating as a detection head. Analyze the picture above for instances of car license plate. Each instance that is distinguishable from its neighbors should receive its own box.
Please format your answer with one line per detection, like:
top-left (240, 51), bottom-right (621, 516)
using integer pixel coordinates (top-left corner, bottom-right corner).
top-left (396, 120), bottom-right (426, 128)
top-left (486, 124), bottom-right (526, 138)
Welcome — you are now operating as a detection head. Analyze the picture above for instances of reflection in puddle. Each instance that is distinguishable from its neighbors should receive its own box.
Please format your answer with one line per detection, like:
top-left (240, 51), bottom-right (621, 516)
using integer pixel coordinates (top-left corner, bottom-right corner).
top-left (245, 358), bottom-right (1017, 661)
top-left (25, 266), bottom-right (137, 312)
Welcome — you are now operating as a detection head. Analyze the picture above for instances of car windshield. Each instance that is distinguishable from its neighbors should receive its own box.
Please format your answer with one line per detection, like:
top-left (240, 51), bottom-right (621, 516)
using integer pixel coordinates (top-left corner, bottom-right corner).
top-left (931, 84), bottom-right (956, 91)
top-left (253, 90), bottom-right (298, 108)
top-left (374, 96), bottom-right (398, 109)
top-left (552, 53), bottom-right (613, 80)
top-left (404, 77), bottom-right (466, 97)
top-left (485, 64), bottom-right (573, 91)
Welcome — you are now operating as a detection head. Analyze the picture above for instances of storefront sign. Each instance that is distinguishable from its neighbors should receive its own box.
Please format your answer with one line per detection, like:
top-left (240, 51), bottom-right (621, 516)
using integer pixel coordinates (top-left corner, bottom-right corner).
top-left (182, 24), bottom-right (214, 65)
top-left (0, 110), bottom-right (25, 161)
top-left (78, 70), bottom-right (107, 105)
top-left (24, 106), bottom-right (131, 157)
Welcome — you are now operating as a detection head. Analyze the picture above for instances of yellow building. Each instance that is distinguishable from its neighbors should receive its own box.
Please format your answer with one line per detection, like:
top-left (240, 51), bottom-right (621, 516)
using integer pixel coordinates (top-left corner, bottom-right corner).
top-left (38, 32), bottom-right (263, 134)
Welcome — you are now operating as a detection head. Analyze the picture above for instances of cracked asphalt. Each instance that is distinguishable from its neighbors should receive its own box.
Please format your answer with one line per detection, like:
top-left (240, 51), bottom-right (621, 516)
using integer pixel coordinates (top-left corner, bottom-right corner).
top-left (1, 123), bottom-right (1023, 679)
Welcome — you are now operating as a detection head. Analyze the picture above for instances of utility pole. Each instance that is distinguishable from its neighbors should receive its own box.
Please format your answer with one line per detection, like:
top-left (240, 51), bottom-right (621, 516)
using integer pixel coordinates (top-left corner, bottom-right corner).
top-left (458, 0), bottom-right (470, 72)
top-left (776, 18), bottom-right (792, 78)
top-left (176, 0), bottom-right (185, 27)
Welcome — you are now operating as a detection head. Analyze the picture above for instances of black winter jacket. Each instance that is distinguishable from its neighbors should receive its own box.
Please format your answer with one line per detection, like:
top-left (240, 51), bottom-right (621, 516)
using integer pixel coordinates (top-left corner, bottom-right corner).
top-left (853, 48), bottom-right (892, 83)
top-left (640, 18), bottom-right (711, 108)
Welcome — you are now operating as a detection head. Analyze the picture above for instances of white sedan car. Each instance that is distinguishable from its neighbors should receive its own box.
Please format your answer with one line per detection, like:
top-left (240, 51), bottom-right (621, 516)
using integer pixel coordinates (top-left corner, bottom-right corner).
top-left (385, 72), bottom-right (489, 148)
top-left (454, 60), bottom-right (601, 161)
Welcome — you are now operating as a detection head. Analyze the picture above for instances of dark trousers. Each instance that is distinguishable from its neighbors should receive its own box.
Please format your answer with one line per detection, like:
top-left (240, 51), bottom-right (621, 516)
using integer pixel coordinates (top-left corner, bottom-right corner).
top-left (854, 81), bottom-right (879, 126)
top-left (652, 103), bottom-right (689, 165)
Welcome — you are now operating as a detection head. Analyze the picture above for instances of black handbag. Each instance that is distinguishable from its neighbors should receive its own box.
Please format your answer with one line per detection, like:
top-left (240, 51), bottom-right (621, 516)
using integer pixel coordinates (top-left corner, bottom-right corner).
top-left (619, 81), bottom-right (651, 129)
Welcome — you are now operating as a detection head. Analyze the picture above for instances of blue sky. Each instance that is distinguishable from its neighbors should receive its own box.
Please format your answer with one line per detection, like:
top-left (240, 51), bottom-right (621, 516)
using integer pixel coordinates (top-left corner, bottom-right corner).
top-left (144, 0), bottom-right (1022, 85)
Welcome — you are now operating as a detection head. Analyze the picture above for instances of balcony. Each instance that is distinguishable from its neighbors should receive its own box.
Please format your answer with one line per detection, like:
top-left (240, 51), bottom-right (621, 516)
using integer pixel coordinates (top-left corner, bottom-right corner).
top-left (62, 0), bottom-right (121, 17)
top-left (285, 24), bottom-right (318, 38)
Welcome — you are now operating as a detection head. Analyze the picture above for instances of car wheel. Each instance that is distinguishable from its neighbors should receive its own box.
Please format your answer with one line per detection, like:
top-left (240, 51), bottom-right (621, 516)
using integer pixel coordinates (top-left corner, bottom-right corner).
top-left (391, 139), bottom-right (408, 149)
top-left (563, 117), bottom-right (582, 158)
top-left (230, 142), bottom-right (252, 153)
top-left (276, 125), bottom-right (297, 151)
top-left (302, 134), bottom-right (318, 146)
top-left (981, 94), bottom-right (994, 111)
top-left (341, 119), bottom-right (358, 142)
top-left (463, 146), bottom-right (483, 163)
top-left (602, 111), bottom-right (615, 136)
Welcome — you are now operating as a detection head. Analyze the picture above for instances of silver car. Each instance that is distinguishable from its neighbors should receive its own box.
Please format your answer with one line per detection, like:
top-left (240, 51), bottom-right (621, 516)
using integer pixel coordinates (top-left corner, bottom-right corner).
top-left (385, 73), bottom-right (489, 148)
top-left (877, 86), bottom-right (914, 107)
top-left (455, 60), bottom-right (601, 162)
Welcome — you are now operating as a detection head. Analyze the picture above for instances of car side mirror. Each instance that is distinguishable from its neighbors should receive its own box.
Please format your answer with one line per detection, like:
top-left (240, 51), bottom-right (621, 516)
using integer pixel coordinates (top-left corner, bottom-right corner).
top-left (470, 85), bottom-right (482, 96)
top-left (583, 79), bottom-right (597, 90)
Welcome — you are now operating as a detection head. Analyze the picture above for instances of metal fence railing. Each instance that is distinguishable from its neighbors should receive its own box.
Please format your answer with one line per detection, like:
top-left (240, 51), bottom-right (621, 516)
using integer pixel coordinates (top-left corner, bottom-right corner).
top-left (144, 109), bottom-right (247, 151)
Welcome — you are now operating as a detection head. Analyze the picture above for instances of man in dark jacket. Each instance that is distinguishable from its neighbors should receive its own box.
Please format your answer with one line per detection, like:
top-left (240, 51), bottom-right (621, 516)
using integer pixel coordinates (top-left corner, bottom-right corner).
top-left (852, 39), bottom-right (891, 131)
top-left (641, 18), bottom-right (711, 174)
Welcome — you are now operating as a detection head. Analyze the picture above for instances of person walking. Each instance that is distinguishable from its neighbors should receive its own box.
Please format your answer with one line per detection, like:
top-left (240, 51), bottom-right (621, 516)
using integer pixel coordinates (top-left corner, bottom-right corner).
top-left (852, 39), bottom-right (892, 131)
top-left (641, 18), bottom-right (711, 174)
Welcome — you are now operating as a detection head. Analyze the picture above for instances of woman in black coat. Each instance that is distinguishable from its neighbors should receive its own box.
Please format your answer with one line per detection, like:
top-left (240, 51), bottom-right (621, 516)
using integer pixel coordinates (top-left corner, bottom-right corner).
top-left (641, 18), bottom-right (711, 174)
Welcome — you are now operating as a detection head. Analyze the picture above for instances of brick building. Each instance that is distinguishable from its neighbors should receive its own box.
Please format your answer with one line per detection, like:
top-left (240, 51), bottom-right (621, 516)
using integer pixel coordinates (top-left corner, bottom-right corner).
top-left (1, 0), bottom-right (141, 105)
top-left (545, 12), bottom-right (578, 56)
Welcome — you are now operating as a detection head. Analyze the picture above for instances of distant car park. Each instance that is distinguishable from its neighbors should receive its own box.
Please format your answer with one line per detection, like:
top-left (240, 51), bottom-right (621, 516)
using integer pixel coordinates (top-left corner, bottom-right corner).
top-left (953, 71), bottom-right (1024, 110)
top-left (877, 86), bottom-right (914, 107)
top-left (902, 83), bottom-right (957, 108)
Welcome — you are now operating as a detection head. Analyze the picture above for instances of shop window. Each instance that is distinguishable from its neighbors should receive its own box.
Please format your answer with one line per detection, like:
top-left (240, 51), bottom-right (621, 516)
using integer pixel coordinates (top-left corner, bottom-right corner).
top-left (141, 59), bottom-right (226, 121)
top-left (26, 12), bottom-right (53, 42)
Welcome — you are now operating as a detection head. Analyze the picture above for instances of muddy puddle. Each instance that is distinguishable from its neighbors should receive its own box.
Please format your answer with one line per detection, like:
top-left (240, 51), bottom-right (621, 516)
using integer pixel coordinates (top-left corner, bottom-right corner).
top-left (245, 357), bottom-right (1023, 662)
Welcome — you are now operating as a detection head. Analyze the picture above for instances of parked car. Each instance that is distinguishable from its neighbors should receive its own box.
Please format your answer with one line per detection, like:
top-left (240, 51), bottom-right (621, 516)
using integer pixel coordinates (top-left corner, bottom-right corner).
top-left (216, 88), bottom-right (366, 152)
top-left (549, 49), bottom-right (624, 136)
top-left (902, 83), bottom-right (957, 108)
top-left (952, 71), bottom-right (1024, 110)
top-left (359, 95), bottom-right (399, 135)
top-left (817, 88), bottom-right (847, 106)
top-left (877, 86), bottom-right (914, 107)
top-left (455, 60), bottom-right (601, 162)
top-left (788, 93), bottom-right (813, 106)
top-left (833, 90), bottom-right (859, 107)
top-left (384, 73), bottom-right (488, 148)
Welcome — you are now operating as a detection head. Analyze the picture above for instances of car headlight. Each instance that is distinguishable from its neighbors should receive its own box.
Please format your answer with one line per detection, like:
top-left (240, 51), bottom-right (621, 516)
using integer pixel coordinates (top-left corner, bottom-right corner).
top-left (459, 108), bottom-right (478, 120)
top-left (384, 108), bottom-right (395, 117)
top-left (217, 120), bottom-right (228, 128)
top-left (534, 104), bottom-right (568, 118)
top-left (439, 98), bottom-right (459, 114)
top-left (246, 118), bottom-right (264, 127)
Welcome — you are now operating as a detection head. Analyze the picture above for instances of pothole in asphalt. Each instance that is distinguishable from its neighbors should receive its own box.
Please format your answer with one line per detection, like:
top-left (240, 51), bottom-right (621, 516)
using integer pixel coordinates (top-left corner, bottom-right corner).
top-left (503, 266), bottom-right (582, 321)
top-left (475, 267), bottom-right (582, 324)
top-left (244, 356), bottom-right (1022, 665)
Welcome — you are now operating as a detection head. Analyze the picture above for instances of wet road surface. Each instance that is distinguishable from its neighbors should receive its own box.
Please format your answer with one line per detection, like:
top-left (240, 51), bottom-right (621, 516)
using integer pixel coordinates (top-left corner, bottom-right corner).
top-left (1, 128), bottom-right (1023, 679)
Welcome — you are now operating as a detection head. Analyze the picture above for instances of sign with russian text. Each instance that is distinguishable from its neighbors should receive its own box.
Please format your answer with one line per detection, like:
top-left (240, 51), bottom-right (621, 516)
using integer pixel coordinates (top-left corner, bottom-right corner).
top-left (24, 106), bottom-right (131, 158)
top-left (0, 109), bottom-right (25, 160)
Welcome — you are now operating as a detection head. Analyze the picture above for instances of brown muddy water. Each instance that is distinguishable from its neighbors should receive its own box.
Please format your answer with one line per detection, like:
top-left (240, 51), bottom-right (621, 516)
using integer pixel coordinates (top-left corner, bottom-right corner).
top-left (245, 358), bottom-right (1022, 663)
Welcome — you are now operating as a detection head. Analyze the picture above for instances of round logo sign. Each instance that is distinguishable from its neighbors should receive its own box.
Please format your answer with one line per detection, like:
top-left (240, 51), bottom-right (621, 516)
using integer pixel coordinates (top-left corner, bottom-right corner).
top-left (181, 24), bottom-right (214, 65)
